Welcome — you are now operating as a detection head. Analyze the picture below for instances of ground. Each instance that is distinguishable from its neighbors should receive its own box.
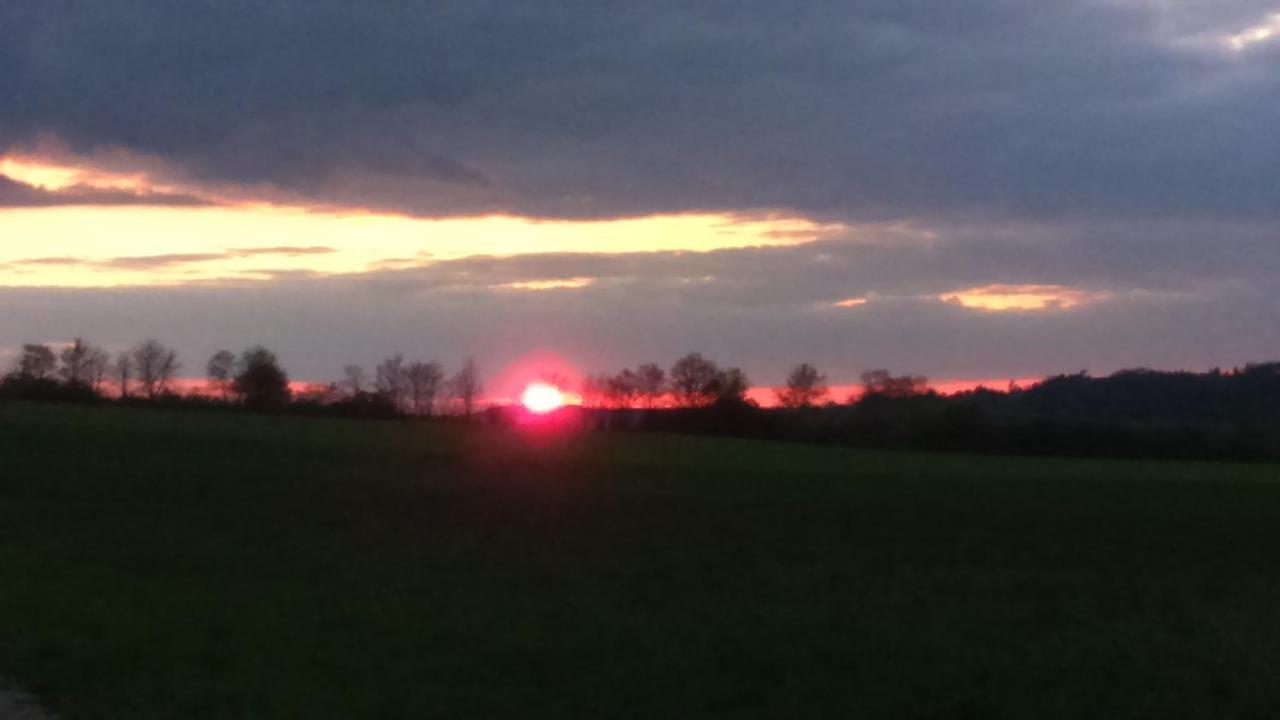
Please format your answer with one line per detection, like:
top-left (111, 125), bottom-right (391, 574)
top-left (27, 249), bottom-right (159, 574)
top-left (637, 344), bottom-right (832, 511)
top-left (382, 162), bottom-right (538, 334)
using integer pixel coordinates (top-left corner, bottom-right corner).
top-left (1, 402), bottom-right (1279, 718)
top-left (0, 680), bottom-right (53, 720)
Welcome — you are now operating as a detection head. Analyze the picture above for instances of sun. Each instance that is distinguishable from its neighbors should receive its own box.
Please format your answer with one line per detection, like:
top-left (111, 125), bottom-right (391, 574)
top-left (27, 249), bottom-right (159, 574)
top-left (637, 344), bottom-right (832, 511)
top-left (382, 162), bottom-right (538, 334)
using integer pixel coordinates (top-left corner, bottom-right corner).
top-left (521, 382), bottom-right (565, 414)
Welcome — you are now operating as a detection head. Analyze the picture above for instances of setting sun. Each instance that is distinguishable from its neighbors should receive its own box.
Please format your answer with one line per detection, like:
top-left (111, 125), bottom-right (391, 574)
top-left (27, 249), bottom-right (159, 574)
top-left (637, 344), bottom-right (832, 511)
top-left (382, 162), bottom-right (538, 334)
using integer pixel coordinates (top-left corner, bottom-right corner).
top-left (521, 382), bottom-right (566, 414)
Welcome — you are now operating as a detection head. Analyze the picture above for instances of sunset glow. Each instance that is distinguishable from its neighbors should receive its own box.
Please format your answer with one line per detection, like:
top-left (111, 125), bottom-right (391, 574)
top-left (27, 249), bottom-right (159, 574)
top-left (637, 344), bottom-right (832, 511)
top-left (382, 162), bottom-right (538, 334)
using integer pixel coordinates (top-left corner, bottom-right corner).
top-left (522, 382), bottom-right (567, 414)
top-left (940, 284), bottom-right (1101, 312)
top-left (504, 277), bottom-right (596, 291)
top-left (0, 192), bottom-right (837, 290)
top-left (833, 297), bottom-right (869, 308)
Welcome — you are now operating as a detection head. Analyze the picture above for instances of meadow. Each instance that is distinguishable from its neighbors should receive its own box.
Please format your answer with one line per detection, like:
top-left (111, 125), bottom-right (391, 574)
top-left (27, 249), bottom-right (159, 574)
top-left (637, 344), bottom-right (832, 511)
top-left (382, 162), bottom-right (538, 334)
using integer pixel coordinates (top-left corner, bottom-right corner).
top-left (2, 402), bottom-right (1279, 718)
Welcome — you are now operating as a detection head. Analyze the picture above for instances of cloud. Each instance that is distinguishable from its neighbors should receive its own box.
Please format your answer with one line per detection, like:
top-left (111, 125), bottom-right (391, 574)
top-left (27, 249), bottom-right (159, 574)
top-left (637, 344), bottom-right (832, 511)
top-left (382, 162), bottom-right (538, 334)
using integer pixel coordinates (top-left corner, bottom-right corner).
top-left (3, 1), bottom-right (1280, 221)
top-left (2, 258), bottom-right (1275, 389)
top-left (7, 213), bottom-right (1271, 382)
top-left (1, 247), bottom-right (336, 272)
top-left (938, 285), bottom-right (1105, 312)
top-left (0, 174), bottom-right (209, 208)
top-left (344, 216), bottom-right (1278, 313)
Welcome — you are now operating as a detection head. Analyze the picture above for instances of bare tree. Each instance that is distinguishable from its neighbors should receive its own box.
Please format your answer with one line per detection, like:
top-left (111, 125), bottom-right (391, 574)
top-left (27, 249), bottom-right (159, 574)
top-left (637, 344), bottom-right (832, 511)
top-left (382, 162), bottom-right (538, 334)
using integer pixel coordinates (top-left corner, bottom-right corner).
top-left (132, 339), bottom-right (181, 400)
top-left (606, 368), bottom-right (640, 408)
top-left (777, 362), bottom-right (829, 408)
top-left (450, 357), bottom-right (483, 418)
top-left (859, 369), bottom-right (929, 400)
top-left (670, 352), bottom-right (720, 407)
top-left (206, 350), bottom-right (236, 400)
top-left (342, 365), bottom-right (367, 396)
top-left (59, 338), bottom-right (111, 391)
top-left (580, 373), bottom-right (611, 408)
top-left (404, 361), bottom-right (444, 416)
top-left (114, 352), bottom-right (135, 398)
top-left (86, 346), bottom-right (111, 392)
top-left (375, 354), bottom-right (407, 410)
top-left (634, 363), bottom-right (666, 408)
top-left (15, 344), bottom-right (57, 380)
top-left (59, 338), bottom-right (92, 385)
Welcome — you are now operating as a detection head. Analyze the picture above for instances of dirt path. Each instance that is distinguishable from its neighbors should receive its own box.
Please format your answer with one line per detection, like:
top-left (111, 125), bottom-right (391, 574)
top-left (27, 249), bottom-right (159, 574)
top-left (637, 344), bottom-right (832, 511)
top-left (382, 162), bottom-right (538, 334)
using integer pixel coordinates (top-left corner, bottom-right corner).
top-left (0, 680), bottom-right (54, 719)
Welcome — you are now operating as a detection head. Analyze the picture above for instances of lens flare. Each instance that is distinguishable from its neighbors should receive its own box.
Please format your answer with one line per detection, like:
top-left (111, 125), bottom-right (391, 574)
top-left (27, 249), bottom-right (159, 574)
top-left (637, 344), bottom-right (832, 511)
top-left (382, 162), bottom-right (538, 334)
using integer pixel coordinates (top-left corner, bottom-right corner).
top-left (521, 382), bottom-right (565, 414)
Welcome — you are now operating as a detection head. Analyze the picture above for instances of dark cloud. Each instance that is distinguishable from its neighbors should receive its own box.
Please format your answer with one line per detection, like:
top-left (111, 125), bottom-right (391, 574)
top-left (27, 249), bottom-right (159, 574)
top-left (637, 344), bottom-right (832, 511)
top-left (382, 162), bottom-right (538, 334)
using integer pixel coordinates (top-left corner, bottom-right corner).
top-left (3, 1), bottom-right (1279, 220)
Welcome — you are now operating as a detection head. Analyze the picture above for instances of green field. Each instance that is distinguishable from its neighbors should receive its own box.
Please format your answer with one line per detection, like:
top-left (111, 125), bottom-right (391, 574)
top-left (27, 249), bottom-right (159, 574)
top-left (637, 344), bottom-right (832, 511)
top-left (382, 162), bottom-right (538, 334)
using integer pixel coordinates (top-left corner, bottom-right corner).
top-left (2, 402), bottom-right (1279, 718)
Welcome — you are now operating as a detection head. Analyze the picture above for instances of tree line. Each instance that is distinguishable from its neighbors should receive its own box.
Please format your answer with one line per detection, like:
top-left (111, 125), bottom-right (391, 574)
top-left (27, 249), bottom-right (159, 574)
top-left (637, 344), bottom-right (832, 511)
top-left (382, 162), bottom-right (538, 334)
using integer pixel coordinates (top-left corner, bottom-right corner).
top-left (612, 363), bottom-right (1280, 462)
top-left (0, 338), bottom-right (496, 418)
top-left (2, 339), bottom-right (181, 402)
top-left (1, 338), bottom-right (896, 414)
top-left (5, 337), bottom-right (1278, 460)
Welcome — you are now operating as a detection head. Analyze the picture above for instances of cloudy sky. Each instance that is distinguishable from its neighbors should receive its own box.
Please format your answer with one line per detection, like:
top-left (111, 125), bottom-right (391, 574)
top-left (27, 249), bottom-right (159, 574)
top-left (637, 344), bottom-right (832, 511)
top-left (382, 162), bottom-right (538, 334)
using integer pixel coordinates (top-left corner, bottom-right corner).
top-left (2, 1), bottom-right (1279, 395)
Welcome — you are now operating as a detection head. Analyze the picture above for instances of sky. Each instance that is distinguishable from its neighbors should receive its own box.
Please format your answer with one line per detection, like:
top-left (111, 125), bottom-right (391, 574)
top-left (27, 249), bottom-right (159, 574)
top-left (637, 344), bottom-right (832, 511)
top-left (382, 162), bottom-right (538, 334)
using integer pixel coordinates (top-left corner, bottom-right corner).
top-left (2, 1), bottom-right (1279, 394)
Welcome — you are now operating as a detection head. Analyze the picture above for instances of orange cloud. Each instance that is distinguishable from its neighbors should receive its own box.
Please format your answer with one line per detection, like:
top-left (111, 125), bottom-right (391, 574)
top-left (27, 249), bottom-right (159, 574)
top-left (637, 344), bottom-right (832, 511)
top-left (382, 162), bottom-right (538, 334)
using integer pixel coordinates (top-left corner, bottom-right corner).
top-left (0, 201), bottom-right (834, 288)
top-left (833, 297), bottom-right (868, 308)
top-left (940, 284), bottom-right (1103, 312)
top-left (0, 145), bottom-right (861, 291)
top-left (502, 277), bottom-right (596, 291)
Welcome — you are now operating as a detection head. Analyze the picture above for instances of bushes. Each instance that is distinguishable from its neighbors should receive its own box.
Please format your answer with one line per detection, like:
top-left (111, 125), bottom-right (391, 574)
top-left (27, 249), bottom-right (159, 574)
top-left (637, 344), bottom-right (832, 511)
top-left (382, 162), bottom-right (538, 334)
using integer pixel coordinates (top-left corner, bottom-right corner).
top-left (0, 376), bottom-right (101, 405)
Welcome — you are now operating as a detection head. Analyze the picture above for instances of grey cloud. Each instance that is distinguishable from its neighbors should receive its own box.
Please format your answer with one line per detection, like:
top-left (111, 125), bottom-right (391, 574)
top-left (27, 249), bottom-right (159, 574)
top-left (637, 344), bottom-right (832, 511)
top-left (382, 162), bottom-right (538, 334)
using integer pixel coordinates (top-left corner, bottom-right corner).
top-left (2, 263), bottom-right (1275, 389)
top-left (3, 1), bottom-right (1279, 221)
top-left (99, 254), bottom-right (230, 270)
top-left (357, 218), bottom-right (1280, 309)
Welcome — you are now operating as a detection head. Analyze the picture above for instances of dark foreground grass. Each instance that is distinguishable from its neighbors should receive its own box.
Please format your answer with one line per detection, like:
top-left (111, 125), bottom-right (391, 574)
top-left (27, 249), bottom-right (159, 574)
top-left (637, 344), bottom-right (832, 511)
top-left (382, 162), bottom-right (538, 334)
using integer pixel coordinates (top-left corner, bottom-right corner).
top-left (1, 402), bottom-right (1279, 718)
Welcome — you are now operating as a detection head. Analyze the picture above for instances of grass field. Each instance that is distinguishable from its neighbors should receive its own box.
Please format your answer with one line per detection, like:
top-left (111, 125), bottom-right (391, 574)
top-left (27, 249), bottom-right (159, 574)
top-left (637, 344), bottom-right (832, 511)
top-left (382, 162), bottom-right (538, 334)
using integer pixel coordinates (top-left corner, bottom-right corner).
top-left (2, 402), bottom-right (1279, 718)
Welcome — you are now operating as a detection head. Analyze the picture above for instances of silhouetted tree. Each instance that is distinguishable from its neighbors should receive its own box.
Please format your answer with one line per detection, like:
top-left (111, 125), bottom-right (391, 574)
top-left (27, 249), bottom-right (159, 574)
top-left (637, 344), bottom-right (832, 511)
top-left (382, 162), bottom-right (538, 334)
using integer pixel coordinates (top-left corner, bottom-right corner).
top-left (294, 382), bottom-right (342, 406)
top-left (451, 357), bottom-right (483, 418)
top-left (206, 350), bottom-right (236, 400)
top-left (132, 339), bottom-right (181, 400)
top-left (607, 368), bottom-right (640, 408)
top-left (634, 363), bottom-right (666, 408)
top-left (670, 352), bottom-right (720, 407)
top-left (376, 354), bottom-right (407, 410)
top-left (405, 361), bottom-right (444, 416)
top-left (59, 338), bottom-right (92, 385)
top-left (58, 338), bottom-right (111, 394)
top-left (85, 346), bottom-right (110, 392)
top-left (233, 346), bottom-right (290, 411)
top-left (778, 362), bottom-right (829, 408)
top-left (114, 352), bottom-right (134, 398)
top-left (580, 373), bottom-right (611, 408)
top-left (859, 369), bottom-right (928, 400)
top-left (15, 344), bottom-right (57, 380)
top-left (711, 367), bottom-right (751, 404)
top-left (342, 365), bottom-right (367, 396)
